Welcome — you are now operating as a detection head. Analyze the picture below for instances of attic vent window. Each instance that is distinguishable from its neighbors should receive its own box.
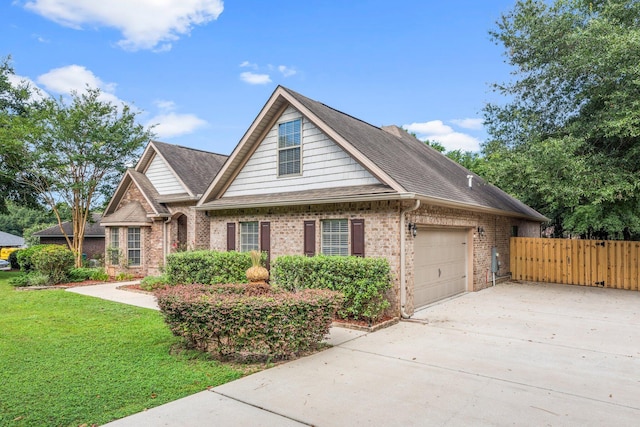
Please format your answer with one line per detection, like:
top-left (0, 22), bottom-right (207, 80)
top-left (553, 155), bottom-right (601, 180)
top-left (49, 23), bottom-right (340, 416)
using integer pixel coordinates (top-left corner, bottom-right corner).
top-left (278, 119), bottom-right (301, 176)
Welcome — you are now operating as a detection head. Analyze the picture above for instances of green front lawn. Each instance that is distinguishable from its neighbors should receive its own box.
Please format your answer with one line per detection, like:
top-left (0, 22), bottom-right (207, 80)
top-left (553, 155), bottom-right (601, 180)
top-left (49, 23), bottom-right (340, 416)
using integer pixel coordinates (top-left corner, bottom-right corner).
top-left (0, 271), bottom-right (243, 426)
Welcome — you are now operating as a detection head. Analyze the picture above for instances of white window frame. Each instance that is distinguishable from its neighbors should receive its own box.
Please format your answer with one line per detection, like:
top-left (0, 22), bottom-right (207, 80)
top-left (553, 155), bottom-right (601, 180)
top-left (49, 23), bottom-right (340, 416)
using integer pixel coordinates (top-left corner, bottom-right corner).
top-left (277, 118), bottom-right (302, 177)
top-left (321, 219), bottom-right (349, 256)
top-left (240, 221), bottom-right (259, 252)
top-left (127, 227), bottom-right (141, 266)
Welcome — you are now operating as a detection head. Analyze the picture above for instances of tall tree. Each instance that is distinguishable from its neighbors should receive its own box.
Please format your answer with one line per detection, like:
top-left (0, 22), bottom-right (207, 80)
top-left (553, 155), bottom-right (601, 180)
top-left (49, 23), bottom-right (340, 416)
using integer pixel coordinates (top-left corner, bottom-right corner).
top-left (17, 88), bottom-right (153, 266)
top-left (484, 0), bottom-right (640, 239)
top-left (0, 57), bottom-right (41, 213)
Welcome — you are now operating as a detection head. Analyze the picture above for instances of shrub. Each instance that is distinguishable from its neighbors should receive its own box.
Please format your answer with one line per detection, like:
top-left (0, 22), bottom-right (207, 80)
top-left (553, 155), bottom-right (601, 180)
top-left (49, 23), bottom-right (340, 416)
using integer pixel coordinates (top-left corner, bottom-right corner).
top-left (271, 255), bottom-right (392, 322)
top-left (16, 244), bottom-right (49, 273)
top-left (140, 274), bottom-right (169, 291)
top-left (26, 272), bottom-right (50, 287)
top-left (8, 250), bottom-right (20, 270)
top-left (157, 284), bottom-right (342, 361)
top-left (90, 268), bottom-right (109, 282)
top-left (9, 274), bottom-right (30, 287)
top-left (68, 267), bottom-right (96, 282)
top-left (115, 272), bottom-right (134, 281)
top-left (165, 251), bottom-right (261, 285)
top-left (30, 245), bottom-right (74, 285)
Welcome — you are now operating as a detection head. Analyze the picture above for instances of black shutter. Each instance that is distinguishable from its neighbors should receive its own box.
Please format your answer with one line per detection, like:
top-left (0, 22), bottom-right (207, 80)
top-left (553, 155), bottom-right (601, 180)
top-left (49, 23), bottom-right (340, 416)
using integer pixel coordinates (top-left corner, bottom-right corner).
top-left (226, 223), bottom-right (236, 251)
top-left (351, 219), bottom-right (365, 257)
top-left (304, 220), bottom-right (316, 256)
top-left (260, 222), bottom-right (271, 269)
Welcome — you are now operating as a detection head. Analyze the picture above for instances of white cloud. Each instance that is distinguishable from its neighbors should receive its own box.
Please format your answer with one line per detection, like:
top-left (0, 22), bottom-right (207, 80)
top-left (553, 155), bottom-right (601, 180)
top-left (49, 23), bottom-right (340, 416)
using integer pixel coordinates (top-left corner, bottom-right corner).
top-left (278, 65), bottom-right (296, 77)
top-left (23, 0), bottom-right (224, 51)
top-left (450, 118), bottom-right (484, 130)
top-left (146, 112), bottom-right (207, 139)
top-left (404, 120), bottom-right (481, 152)
top-left (240, 71), bottom-right (272, 85)
top-left (7, 73), bottom-right (48, 102)
top-left (239, 61), bottom-right (257, 69)
top-left (146, 100), bottom-right (207, 138)
top-left (36, 65), bottom-right (122, 105)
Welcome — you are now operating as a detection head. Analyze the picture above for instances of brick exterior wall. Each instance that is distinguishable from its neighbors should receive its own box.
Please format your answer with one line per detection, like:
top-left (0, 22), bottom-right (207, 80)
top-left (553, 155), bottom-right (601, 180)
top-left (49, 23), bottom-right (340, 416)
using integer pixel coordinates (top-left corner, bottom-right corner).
top-left (209, 200), bottom-right (541, 316)
top-left (105, 184), bottom-right (209, 277)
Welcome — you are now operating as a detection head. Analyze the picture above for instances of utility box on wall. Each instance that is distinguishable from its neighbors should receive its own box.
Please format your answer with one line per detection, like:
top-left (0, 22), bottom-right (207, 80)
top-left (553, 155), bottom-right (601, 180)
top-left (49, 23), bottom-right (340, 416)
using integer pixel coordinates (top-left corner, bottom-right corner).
top-left (491, 246), bottom-right (500, 273)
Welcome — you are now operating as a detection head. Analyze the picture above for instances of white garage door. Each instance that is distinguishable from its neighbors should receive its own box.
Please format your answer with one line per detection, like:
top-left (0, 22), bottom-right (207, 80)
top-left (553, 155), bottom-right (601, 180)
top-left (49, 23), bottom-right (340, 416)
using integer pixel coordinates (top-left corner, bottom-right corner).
top-left (414, 228), bottom-right (468, 308)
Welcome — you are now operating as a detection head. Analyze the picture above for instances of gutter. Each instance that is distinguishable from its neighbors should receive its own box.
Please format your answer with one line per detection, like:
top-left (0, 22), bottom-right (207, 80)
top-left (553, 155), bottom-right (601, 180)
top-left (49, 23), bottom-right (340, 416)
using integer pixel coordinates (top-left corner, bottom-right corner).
top-left (400, 200), bottom-right (421, 319)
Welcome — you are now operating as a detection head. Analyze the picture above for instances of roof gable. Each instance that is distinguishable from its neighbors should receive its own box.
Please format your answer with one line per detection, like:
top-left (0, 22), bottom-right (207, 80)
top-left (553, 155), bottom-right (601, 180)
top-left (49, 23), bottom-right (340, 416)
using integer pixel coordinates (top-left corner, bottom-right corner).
top-left (199, 86), bottom-right (546, 221)
top-left (223, 105), bottom-right (381, 198)
top-left (145, 141), bottom-right (228, 197)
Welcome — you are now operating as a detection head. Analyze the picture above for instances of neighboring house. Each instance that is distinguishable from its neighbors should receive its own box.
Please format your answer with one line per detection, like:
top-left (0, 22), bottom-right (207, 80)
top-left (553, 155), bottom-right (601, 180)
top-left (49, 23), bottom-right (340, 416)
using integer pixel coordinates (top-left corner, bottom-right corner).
top-left (103, 86), bottom-right (546, 317)
top-left (0, 230), bottom-right (24, 248)
top-left (33, 214), bottom-right (105, 260)
top-left (101, 141), bottom-right (228, 275)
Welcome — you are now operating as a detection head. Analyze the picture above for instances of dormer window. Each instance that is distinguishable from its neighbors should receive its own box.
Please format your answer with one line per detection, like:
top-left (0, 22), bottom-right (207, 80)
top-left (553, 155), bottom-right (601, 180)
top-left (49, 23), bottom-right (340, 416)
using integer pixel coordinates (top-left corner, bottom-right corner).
top-left (278, 118), bottom-right (301, 176)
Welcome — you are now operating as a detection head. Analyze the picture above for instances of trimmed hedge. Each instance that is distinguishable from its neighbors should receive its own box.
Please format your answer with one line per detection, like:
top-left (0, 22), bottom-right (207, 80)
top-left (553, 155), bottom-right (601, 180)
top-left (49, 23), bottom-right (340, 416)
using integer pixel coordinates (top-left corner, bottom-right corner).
top-left (165, 250), bottom-right (258, 285)
top-left (16, 244), bottom-right (50, 273)
top-left (271, 255), bottom-right (392, 322)
top-left (156, 284), bottom-right (342, 361)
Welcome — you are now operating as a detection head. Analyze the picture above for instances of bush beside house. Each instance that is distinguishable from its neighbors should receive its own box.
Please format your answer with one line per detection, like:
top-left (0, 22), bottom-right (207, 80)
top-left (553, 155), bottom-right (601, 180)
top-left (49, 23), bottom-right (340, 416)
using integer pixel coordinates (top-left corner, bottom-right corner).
top-left (271, 255), bottom-right (392, 322)
top-left (156, 284), bottom-right (342, 361)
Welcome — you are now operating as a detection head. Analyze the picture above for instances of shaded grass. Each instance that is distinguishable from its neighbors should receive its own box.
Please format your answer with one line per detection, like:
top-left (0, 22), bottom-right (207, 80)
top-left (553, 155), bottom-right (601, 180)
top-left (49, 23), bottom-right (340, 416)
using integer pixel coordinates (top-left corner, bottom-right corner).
top-left (0, 271), bottom-right (243, 426)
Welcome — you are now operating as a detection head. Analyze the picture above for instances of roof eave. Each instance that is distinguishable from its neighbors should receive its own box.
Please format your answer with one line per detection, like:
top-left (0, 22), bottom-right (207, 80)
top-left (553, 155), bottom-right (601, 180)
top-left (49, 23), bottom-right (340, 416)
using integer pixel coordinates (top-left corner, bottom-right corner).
top-left (414, 194), bottom-right (548, 222)
top-left (197, 192), bottom-right (415, 211)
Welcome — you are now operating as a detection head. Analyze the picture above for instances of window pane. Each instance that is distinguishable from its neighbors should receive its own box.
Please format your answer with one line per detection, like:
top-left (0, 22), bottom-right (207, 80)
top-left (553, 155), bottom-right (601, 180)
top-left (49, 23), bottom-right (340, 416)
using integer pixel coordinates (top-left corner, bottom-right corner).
top-left (321, 219), bottom-right (348, 256)
top-left (278, 119), bottom-right (301, 148)
top-left (110, 228), bottom-right (119, 264)
top-left (240, 222), bottom-right (259, 252)
top-left (127, 227), bottom-right (141, 266)
top-left (278, 119), bottom-right (302, 176)
top-left (279, 147), bottom-right (300, 175)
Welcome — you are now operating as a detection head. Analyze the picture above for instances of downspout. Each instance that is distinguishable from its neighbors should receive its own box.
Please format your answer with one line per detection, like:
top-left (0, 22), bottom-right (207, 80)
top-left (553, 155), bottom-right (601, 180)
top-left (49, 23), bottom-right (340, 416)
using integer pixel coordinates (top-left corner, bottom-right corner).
top-left (400, 200), bottom-right (421, 319)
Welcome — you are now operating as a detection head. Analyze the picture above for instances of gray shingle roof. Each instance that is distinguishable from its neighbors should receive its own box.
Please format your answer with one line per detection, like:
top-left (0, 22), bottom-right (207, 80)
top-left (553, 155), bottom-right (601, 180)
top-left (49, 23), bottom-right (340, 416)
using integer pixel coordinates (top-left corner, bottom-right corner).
top-left (151, 141), bottom-right (228, 196)
top-left (128, 170), bottom-right (170, 215)
top-left (281, 87), bottom-right (546, 221)
top-left (34, 214), bottom-right (104, 237)
top-left (101, 201), bottom-right (153, 225)
top-left (0, 230), bottom-right (24, 247)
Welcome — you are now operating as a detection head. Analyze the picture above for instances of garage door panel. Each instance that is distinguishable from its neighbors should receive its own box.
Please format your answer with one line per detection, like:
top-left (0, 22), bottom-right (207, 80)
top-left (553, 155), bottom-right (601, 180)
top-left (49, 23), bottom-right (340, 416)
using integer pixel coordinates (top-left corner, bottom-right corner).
top-left (414, 228), bottom-right (468, 308)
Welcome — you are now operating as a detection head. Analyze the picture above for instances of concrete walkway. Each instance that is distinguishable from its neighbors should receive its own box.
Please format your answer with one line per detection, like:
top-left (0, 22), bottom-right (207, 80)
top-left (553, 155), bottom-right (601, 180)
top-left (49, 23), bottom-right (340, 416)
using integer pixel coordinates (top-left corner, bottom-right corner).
top-left (69, 282), bottom-right (640, 426)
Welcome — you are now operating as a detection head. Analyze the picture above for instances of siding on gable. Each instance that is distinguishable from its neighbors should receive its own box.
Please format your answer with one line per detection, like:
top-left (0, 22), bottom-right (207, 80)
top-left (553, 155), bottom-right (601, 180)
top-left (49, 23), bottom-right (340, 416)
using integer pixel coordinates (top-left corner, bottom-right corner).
top-left (145, 155), bottom-right (186, 195)
top-left (224, 106), bottom-right (380, 197)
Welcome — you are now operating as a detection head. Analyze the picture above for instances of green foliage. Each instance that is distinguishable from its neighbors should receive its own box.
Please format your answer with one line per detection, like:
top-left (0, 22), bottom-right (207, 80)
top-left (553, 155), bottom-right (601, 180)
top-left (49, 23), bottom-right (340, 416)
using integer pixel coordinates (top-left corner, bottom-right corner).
top-left (271, 255), bottom-right (392, 322)
top-left (0, 271), bottom-right (242, 426)
top-left (7, 250), bottom-right (20, 269)
top-left (484, 0), bottom-right (640, 239)
top-left (140, 274), bottom-right (170, 291)
top-left (90, 268), bottom-right (109, 282)
top-left (165, 250), bottom-right (256, 285)
top-left (16, 244), bottom-right (49, 272)
top-left (12, 87), bottom-right (153, 267)
top-left (115, 272), bottom-right (134, 281)
top-left (0, 200), bottom-right (67, 238)
top-left (31, 244), bottom-right (74, 284)
top-left (157, 284), bottom-right (342, 361)
top-left (0, 57), bottom-right (40, 214)
top-left (68, 267), bottom-right (104, 282)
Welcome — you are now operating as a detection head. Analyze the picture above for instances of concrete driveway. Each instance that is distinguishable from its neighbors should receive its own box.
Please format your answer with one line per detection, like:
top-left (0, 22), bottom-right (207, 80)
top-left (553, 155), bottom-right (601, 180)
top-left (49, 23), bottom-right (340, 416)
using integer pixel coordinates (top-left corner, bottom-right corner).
top-left (105, 282), bottom-right (640, 426)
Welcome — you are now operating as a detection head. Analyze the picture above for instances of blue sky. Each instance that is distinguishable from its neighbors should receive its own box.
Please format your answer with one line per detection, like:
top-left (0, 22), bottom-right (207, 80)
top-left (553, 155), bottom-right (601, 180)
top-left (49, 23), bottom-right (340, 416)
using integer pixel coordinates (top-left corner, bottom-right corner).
top-left (2, 1), bottom-right (517, 155)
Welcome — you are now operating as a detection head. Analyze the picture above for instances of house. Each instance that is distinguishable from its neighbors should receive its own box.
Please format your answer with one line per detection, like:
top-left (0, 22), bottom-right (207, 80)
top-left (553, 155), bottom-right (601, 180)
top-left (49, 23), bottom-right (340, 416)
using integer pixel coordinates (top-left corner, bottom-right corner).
top-left (101, 141), bottom-right (228, 275)
top-left (0, 230), bottom-right (24, 248)
top-left (33, 214), bottom-right (105, 261)
top-left (103, 86), bottom-right (546, 317)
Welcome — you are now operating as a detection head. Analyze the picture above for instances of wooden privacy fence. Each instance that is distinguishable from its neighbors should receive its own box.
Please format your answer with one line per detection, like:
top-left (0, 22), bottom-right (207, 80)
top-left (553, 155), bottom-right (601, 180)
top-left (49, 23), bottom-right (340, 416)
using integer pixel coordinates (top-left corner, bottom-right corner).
top-left (510, 237), bottom-right (640, 291)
